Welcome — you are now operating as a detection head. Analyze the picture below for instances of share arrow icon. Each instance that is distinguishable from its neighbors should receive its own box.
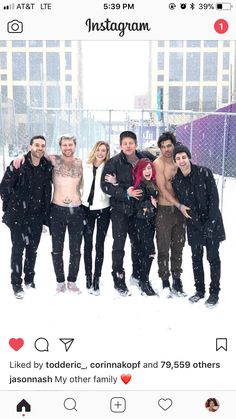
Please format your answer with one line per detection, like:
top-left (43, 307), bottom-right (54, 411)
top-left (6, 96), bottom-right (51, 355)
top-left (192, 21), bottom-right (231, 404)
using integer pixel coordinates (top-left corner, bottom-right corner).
top-left (59, 338), bottom-right (74, 352)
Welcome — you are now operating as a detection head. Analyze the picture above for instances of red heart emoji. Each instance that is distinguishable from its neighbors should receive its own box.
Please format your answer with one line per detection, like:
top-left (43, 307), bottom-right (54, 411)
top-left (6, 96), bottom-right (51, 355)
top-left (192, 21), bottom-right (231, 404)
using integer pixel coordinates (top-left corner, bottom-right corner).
top-left (121, 374), bottom-right (132, 384)
top-left (9, 338), bottom-right (24, 351)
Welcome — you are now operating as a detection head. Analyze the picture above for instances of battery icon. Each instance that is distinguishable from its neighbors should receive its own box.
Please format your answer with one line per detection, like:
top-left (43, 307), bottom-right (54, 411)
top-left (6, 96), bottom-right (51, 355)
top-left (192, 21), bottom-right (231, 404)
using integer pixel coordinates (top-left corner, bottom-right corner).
top-left (216, 3), bottom-right (233, 9)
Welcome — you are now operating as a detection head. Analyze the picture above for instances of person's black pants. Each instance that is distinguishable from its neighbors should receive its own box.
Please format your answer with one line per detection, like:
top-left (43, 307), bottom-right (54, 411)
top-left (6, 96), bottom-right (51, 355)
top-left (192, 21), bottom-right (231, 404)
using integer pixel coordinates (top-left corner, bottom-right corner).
top-left (50, 204), bottom-right (85, 283)
top-left (10, 216), bottom-right (43, 289)
top-left (135, 217), bottom-right (155, 281)
top-left (191, 240), bottom-right (221, 296)
top-left (111, 209), bottom-right (140, 280)
top-left (83, 206), bottom-right (110, 278)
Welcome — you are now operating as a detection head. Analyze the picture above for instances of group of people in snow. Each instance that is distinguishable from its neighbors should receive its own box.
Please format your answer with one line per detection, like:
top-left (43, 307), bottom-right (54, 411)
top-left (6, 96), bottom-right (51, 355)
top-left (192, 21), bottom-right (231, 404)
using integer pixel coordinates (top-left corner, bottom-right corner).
top-left (0, 131), bottom-right (225, 307)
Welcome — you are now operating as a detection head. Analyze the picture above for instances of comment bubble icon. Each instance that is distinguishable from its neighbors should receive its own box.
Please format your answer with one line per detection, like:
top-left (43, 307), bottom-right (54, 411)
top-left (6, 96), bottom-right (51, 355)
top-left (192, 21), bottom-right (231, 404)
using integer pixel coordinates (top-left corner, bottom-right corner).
top-left (34, 337), bottom-right (49, 352)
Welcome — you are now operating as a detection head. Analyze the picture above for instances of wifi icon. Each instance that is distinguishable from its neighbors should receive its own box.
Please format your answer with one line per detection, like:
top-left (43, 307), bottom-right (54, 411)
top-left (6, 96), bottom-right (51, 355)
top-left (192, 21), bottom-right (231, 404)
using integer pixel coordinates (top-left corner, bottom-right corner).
top-left (3, 3), bottom-right (14, 9)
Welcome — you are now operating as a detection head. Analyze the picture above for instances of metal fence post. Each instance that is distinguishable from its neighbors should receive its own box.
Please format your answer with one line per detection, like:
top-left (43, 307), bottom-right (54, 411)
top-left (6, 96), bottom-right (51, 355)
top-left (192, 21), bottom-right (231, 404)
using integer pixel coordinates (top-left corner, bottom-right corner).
top-left (221, 114), bottom-right (227, 213)
top-left (27, 106), bottom-right (31, 140)
top-left (0, 95), bottom-right (5, 174)
top-left (189, 111), bottom-right (193, 153)
top-left (108, 110), bottom-right (112, 145)
top-left (141, 110), bottom-right (144, 147)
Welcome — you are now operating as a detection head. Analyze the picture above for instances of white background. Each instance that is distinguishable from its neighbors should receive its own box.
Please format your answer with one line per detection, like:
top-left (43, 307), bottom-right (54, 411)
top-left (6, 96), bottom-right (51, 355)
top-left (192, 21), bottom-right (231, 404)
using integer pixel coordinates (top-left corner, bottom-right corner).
top-left (0, 0), bottom-right (236, 416)
top-left (0, 0), bottom-right (235, 39)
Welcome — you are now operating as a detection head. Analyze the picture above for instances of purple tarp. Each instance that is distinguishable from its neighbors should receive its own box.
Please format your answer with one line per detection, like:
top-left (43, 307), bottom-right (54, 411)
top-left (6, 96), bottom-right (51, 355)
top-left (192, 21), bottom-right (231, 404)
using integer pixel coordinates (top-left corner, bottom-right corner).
top-left (176, 103), bottom-right (236, 177)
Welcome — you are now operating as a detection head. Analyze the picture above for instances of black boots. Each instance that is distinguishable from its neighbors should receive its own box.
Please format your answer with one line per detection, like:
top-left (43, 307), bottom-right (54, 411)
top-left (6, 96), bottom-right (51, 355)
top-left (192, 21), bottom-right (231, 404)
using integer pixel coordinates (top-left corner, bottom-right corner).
top-left (189, 292), bottom-right (219, 307)
top-left (205, 293), bottom-right (219, 308)
top-left (86, 274), bottom-right (100, 295)
top-left (172, 278), bottom-right (186, 296)
top-left (92, 276), bottom-right (100, 296)
top-left (13, 285), bottom-right (24, 299)
top-left (161, 278), bottom-right (172, 298)
top-left (189, 292), bottom-right (205, 303)
top-left (113, 271), bottom-right (131, 296)
top-left (161, 278), bottom-right (186, 298)
top-left (162, 278), bottom-right (171, 289)
top-left (138, 256), bottom-right (156, 296)
top-left (139, 279), bottom-right (156, 296)
top-left (86, 275), bottom-right (92, 290)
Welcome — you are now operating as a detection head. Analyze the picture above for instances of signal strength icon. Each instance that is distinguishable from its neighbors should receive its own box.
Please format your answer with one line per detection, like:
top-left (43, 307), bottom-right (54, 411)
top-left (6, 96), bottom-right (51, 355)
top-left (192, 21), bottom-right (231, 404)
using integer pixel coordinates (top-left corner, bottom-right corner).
top-left (3, 3), bottom-right (14, 9)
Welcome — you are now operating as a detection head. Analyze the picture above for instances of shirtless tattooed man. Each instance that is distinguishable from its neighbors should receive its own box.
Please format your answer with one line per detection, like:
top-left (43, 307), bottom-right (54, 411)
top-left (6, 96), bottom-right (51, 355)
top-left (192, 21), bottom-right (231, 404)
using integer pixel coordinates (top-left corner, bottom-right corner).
top-left (14, 134), bottom-right (84, 294)
top-left (49, 134), bottom-right (84, 293)
top-left (153, 132), bottom-right (190, 297)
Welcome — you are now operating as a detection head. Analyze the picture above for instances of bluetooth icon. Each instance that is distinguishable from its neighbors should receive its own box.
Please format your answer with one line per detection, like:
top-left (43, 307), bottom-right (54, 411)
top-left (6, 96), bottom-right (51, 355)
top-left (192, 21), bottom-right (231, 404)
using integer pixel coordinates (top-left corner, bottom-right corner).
top-left (190, 2), bottom-right (195, 9)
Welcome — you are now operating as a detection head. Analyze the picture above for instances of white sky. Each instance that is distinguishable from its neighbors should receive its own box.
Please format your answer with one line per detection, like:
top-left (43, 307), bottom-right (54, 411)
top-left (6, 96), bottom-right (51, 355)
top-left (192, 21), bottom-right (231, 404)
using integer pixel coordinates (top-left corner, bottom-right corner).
top-left (82, 41), bottom-right (149, 109)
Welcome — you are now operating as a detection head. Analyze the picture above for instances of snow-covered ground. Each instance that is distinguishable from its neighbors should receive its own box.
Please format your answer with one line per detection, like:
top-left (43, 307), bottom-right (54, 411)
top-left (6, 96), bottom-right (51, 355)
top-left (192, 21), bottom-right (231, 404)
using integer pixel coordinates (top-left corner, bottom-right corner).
top-left (0, 171), bottom-right (235, 392)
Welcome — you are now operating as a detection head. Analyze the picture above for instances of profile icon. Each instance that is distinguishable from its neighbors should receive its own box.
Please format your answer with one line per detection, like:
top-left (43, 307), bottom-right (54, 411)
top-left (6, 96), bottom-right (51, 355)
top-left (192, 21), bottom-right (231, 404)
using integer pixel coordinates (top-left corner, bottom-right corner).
top-left (205, 398), bottom-right (220, 412)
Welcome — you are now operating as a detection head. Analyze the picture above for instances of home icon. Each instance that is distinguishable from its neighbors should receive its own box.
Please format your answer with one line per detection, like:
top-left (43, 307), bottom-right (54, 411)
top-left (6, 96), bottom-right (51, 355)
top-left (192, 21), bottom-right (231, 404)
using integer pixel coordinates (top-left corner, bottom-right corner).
top-left (16, 399), bottom-right (31, 412)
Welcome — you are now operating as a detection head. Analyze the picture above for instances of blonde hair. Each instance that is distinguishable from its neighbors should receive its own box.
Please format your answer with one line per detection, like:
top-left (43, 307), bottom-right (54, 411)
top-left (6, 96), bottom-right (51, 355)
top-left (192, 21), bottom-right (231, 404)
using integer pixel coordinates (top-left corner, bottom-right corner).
top-left (87, 141), bottom-right (110, 164)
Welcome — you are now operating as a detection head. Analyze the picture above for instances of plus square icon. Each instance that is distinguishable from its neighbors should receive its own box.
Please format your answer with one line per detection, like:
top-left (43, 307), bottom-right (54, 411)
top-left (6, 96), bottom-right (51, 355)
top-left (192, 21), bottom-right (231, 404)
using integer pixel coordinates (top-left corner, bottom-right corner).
top-left (110, 397), bottom-right (126, 413)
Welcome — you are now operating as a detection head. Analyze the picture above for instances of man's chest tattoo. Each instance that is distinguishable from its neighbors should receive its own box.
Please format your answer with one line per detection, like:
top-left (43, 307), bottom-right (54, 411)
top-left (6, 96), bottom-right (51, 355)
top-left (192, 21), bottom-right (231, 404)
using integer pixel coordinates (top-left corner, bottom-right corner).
top-left (54, 159), bottom-right (82, 178)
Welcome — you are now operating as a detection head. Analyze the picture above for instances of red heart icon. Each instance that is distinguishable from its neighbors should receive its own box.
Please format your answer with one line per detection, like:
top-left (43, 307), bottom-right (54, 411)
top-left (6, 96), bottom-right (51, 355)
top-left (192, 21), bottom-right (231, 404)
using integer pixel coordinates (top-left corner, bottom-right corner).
top-left (121, 374), bottom-right (132, 384)
top-left (9, 338), bottom-right (24, 351)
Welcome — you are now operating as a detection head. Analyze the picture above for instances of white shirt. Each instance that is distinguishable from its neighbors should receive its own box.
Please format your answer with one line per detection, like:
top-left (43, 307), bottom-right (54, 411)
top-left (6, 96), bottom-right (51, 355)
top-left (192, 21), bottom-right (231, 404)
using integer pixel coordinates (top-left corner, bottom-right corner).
top-left (82, 162), bottom-right (110, 210)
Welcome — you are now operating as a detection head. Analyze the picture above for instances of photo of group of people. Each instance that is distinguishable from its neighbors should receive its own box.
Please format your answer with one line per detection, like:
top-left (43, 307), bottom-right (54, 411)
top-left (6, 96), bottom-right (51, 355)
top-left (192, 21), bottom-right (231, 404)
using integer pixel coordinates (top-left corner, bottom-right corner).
top-left (0, 129), bottom-right (225, 310)
top-left (0, 40), bottom-right (234, 337)
top-left (1, 0), bottom-right (236, 408)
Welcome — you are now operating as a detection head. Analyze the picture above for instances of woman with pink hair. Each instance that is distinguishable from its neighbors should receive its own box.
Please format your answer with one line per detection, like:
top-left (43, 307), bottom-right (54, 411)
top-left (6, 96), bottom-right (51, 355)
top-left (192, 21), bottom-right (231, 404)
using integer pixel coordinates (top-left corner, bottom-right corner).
top-left (133, 158), bottom-right (158, 296)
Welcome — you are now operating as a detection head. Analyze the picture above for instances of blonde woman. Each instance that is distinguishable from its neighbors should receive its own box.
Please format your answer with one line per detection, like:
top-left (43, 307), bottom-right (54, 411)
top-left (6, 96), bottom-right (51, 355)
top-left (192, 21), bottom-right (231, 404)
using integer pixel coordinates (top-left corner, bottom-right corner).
top-left (82, 141), bottom-right (111, 295)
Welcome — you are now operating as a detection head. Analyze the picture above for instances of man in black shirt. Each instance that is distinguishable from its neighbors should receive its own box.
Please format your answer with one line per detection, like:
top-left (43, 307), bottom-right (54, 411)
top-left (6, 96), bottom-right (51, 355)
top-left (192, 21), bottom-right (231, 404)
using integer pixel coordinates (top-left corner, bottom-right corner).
top-left (0, 136), bottom-right (52, 299)
top-left (101, 131), bottom-right (156, 296)
top-left (172, 144), bottom-right (225, 307)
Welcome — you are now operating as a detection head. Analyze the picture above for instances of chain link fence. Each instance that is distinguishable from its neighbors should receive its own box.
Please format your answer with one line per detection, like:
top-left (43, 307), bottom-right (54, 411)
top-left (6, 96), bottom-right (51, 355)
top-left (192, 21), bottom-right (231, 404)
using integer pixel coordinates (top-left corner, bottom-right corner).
top-left (1, 103), bottom-right (236, 211)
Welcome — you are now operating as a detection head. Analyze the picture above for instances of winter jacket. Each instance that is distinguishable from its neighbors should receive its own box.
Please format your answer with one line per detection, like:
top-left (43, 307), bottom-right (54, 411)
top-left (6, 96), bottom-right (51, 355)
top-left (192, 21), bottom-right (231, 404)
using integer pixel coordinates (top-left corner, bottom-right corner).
top-left (82, 162), bottom-right (110, 210)
top-left (0, 152), bottom-right (52, 228)
top-left (101, 150), bottom-right (155, 216)
top-left (135, 180), bottom-right (158, 220)
top-left (172, 163), bottom-right (225, 246)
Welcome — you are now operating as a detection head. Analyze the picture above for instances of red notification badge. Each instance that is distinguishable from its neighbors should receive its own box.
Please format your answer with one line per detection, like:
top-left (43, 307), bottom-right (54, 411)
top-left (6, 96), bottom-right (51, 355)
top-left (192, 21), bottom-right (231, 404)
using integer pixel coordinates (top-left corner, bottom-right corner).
top-left (214, 19), bottom-right (229, 34)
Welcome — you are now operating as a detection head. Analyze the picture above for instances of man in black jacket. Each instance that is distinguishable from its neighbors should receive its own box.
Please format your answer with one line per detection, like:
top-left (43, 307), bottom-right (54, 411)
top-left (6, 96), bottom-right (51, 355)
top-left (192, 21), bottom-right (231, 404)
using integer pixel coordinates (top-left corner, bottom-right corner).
top-left (0, 135), bottom-right (52, 299)
top-left (172, 144), bottom-right (225, 307)
top-left (101, 131), bottom-right (155, 296)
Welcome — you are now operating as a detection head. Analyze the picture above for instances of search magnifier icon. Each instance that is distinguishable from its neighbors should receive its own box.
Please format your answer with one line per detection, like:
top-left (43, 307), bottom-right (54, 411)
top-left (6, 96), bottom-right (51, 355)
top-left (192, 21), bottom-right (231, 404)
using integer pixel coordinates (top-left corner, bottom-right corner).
top-left (63, 398), bottom-right (77, 411)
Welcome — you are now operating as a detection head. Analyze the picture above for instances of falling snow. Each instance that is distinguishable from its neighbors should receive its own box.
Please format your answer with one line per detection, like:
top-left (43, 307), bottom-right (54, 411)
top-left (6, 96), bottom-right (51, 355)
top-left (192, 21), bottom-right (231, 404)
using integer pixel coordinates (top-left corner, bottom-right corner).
top-left (0, 171), bottom-right (235, 385)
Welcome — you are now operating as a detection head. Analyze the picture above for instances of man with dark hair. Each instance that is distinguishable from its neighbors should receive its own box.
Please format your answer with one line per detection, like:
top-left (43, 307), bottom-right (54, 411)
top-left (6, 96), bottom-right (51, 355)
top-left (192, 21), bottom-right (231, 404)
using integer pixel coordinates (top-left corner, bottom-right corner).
top-left (153, 132), bottom-right (190, 297)
top-left (30, 135), bottom-right (46, 145)
top-left (0, 136), bottom-right (52, 298)
top-left (172, 144), bottom-right (225, 307)
top-left (101, 130), bottom-right (156, 296)
top-left (157, 131), bottom-right (177, 149)
top-left (13, 133), bottom-right (84, 295)
top-left (119, 130), bottom-right (137, 144)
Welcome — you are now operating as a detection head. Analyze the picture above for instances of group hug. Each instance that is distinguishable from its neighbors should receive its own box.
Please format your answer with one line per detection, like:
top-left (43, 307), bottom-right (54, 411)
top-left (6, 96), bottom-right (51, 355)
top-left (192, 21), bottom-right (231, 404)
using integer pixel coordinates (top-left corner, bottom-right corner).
top-left (0, 131), bottom-right (225, 307)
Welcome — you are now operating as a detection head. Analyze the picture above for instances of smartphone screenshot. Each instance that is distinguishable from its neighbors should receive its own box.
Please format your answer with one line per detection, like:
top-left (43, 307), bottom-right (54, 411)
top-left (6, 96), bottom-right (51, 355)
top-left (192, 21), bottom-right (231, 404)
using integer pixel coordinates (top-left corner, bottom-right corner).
top-left (0, 0), bottom-right (235, 417)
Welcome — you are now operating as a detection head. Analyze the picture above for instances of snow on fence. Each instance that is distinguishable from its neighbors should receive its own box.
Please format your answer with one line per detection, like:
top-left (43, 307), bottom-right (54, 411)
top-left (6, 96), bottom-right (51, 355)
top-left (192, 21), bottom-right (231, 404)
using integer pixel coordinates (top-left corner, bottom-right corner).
top-left (1, 103), bottom-right (236, 211)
